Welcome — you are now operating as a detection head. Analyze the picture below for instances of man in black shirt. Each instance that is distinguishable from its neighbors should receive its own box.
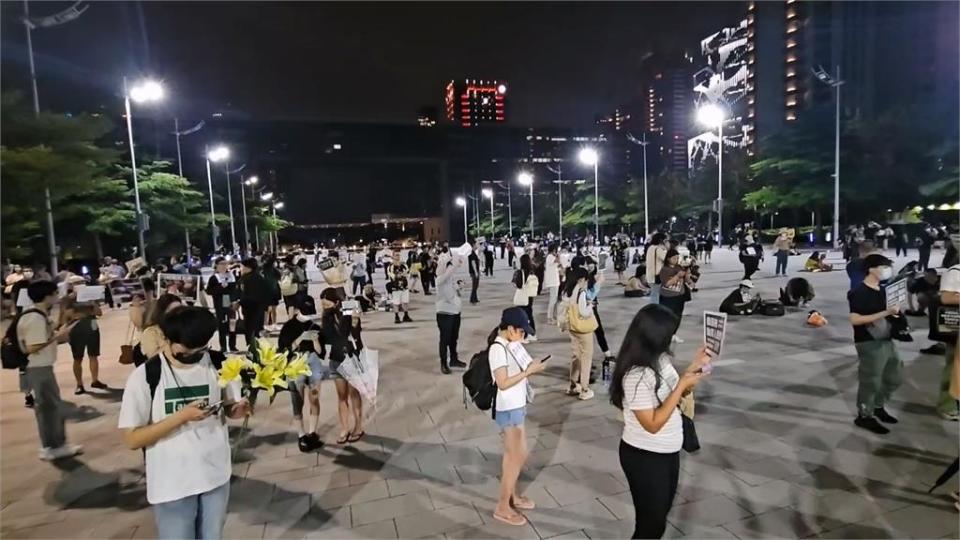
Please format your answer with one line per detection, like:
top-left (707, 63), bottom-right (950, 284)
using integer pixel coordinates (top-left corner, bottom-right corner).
top-left (468, 244), bottom-right (481, 304)
top-left (848, 253), bottom-right (903, 434)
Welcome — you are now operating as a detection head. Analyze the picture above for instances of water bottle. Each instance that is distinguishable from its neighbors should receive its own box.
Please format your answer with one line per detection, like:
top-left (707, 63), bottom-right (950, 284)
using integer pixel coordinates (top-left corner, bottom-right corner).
top-left (601, 358), bottom-right (611, 387)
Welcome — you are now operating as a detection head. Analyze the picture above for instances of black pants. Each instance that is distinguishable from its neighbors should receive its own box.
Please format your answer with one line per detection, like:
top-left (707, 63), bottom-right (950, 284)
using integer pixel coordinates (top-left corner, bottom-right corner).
top-left (241, 302), bottom-right (265, 351)
top-left (619, 441), bottom-right (680, 539)
top-left (593, 306), bottom-right (610, 353)
top-left (470, 275), bottom-right (480, 303)
top-left (352, 276), bottom-right (367, 296)
top-left (524, 298), bottom-right (536, 334)
top-left (213, 307), bottom-right (236, 352)
top-left (895, 244), bottom-right (907, 257)
top-left (742, 259), bottom-right (758, 279)
top-left (918, 248), bottom-right (931, 271)
top-left (484, 258), bottom-right (494, 276)
top-left (422, 272), bottom-right (433, 294)
top-left (436, 313), bottom-right (461, 368)
top-left (508, 250), bottom-right (516, 268)
top-left (659, 295), bottom-right (686, 333)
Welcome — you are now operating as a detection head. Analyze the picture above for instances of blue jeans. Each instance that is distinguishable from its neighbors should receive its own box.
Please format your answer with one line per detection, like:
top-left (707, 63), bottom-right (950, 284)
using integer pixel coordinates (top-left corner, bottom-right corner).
top-left (775, 250), bottom-right (789, 275)
top-left (649, 283), bottom-right (661, 305)
top-left (153, 481), bottom-right (230, 539)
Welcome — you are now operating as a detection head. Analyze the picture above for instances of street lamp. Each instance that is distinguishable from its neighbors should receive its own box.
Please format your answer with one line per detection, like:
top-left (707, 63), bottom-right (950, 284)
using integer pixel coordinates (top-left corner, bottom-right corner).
top-left (271, 200), bottom-right (284, 252)
top-left (206, 145), bottom-right (229, 252)
top-left (240, 175), bottom-right (258, 256)
top-left (124, 78), bottom-right (164, 260)
top-left (697, 103), bottom-right (725, 242)
top-left (578, 148), bottom-right (600, 242)
top-left (518, 172), bottom-right (534, 237)
top-left (813, 65), bottom-right (844, 250)
top-left (455, 196), bottom-right (468, 242)
top-left (482, 188), bottom-right (494, 236)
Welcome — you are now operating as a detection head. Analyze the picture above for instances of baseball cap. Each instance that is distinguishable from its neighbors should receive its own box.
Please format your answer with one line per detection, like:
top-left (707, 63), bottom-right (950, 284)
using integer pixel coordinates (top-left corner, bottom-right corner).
top-left (862, 253), bottom-right (893, 269)
top-left (500, 307), bottom-right (535, 336)
top-left (739, 279), bottom-right (755, 288)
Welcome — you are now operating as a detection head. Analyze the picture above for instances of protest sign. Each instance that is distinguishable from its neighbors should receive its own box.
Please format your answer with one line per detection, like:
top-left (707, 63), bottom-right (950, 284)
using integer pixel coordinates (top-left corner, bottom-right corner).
top-left (703, 311), bottom-right (728, 358)
top-left (885, 278), bottom-right (908, 310)
top-left (318, 258), bottom-right (336, 271)
top-left (158, 273), bottom-right (200, 302)
top-left (75, 285), bottom-right (105, 303)
top-left (105, 278), bottom-right (146, 305)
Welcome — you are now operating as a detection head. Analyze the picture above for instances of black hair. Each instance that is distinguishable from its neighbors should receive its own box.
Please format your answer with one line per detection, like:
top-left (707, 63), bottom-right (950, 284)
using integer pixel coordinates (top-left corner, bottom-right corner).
top-left (146, 293), bottom-right (183, 327)
top-left (141, 277), bottom-right (156, 293)
top-left (297, 258), bottom-right (307, 267)
top-left (548, 243), bottom-right (558, 254)
top-left (563, 267), bottom-right (589, 297)
top-left (650, 232), bottom-right (665, 246)
top-left (299, 297), bottom-right (318, 316)
top-left (241, 257), bottom-right (259, 270)
top-left (664, 248), bottom-right (680, 262)
top-left (159, 306), bottom-right (217, 348)
top-left (214, 257), bottom-right (226, 265)
top-left (609, 304), bottom-right (678, 411)
top-left (634, 265), bottom-right (644, 279)
top-left (26, 280), bottom-right (57, 303)
top-left (520, 254), bottom-right (533, 277)
top-left (320, 287), bottom-right (342, 303)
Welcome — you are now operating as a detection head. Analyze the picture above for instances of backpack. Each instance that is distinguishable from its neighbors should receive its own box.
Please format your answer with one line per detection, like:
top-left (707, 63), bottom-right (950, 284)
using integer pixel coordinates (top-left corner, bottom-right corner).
top-left (462, 342), bottom-right (507, 416)
top-left (512, 269), bottom-right (524, 288)
top-left (279, 271), bottom-right (297, 296)
top-left (758, 300), bottom-right (785, 317)
top-left (2, 309), bottom-right (43, 370)
top-left (145, 350), bottom-right (226, 405)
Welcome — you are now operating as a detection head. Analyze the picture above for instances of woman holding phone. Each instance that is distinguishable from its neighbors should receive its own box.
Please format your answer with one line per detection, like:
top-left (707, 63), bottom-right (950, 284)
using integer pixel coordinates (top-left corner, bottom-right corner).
top-left (488, 307), bottom-right (547, 526)
top-left (658, 249), bottom-right (692, 340)
top-left (609, 305), bottom-right (710, 539)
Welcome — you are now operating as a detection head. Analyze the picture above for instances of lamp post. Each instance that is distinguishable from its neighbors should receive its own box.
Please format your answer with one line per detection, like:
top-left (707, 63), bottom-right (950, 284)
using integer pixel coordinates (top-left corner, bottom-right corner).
top-left (547, 164), bottom-right (565, 242)
top-left (578, 148), bottom-right (600, 243)
top-left (241, 176), bottom-right (258, 256)
top-left (639, 134), bottom-right (651, 239)
top-left (173, 118), bottom-right (204, 259)
top-left (482, 188), bottom-right (494, 236)
top-left (697, 104), bottom-right (726, 243)
top-left (518, 172), bottom-right (534, 238)
top-left (124, 78), bottom-right (165, 261)
top-left (205, 145), bottom-right (229, 252)
top-left (272, 200), bottom-right (284, 252)
top-left (455, 196), bottom-right (468, 242)
top-left (813, 65), bottom-right (844, 249)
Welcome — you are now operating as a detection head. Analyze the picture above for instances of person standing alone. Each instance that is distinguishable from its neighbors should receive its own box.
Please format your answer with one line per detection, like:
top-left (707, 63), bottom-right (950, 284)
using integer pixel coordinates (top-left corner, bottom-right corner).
top-left (435, 257), bottom-right (467, 374)
top-left (468, 244), bottom-right (481, 305)
top-left (773, 230), bottom-right (791, 277)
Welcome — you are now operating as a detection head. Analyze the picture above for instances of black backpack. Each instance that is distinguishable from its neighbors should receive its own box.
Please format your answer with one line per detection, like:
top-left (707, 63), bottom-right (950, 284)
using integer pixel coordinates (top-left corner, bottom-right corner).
top-left (144, 350), bottom-right (226, 403)
top-left (758, 300), bottom-right (785, 317)
top-left (1, 309), bottom-right (43, 370)
top-left (512, 269), bottom-right (524, 288)
top-left (462, 342), bottom-right (507, 416)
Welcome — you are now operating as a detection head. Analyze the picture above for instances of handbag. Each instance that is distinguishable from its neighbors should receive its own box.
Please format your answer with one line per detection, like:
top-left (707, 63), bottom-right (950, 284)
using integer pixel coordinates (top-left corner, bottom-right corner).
top-left (681, 413), bottom-right (700, 453)
top-left (568, 291), bottom-right (599, 334)
top-left (119, 321), bottom-right (136, 365)
top-left (928, 299), bottom-right (959, 343)
top-left (512, 288), bottom-right (528, 307)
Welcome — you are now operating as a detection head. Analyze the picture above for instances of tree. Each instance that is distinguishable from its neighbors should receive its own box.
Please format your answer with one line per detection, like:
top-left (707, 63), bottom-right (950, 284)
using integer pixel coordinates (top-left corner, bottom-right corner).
top-left (561, 183), bottom-right (619, 235)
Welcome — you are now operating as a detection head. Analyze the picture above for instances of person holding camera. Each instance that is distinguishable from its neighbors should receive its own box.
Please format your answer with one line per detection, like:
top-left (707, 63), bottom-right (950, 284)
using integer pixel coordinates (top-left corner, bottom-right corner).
top-left (658, 249), bottom-right (693, 341)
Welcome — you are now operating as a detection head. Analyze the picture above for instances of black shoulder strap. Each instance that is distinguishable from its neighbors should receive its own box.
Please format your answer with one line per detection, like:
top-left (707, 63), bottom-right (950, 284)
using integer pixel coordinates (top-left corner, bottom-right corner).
top-left (145, 355), bottom-right (162, 401)
top-left (208, 350), bottom-right (225, 370)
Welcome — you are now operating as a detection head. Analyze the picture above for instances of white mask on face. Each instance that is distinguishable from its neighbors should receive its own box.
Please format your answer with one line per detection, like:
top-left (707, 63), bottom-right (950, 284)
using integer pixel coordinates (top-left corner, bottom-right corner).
top-left (879, 266), bottom-right (894, 281)
top-left (741, 289), bottom-right (753, 301)
top-left (295, 313), bottom-right (311, 322)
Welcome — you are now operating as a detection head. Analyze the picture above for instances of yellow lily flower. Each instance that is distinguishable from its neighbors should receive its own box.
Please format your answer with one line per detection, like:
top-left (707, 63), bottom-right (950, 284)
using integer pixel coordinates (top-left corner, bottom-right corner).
top-left (218, 356), bottom-right (251, 388)
top-left (284, 355), bottom-right (313, 379)
top-left (251, 364), bottom-right (280, 397)
top-left (257, 338), bottom-right (286, 370)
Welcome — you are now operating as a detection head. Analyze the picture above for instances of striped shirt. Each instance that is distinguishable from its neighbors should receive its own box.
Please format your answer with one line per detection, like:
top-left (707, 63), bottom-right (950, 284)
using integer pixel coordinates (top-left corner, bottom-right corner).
top-left (621, 356), bottom-right (682, 453)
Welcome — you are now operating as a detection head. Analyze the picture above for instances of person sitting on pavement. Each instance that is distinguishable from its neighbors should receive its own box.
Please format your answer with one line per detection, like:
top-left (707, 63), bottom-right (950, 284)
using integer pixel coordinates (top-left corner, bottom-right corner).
top-left (780, 277), bottom-right (816, 307)
top-left (624, 265), bottom-right (651, 298)
top-left (804, 251), bottom-right (833, 272)
top-left (719, 279), bottom-right (761, 315)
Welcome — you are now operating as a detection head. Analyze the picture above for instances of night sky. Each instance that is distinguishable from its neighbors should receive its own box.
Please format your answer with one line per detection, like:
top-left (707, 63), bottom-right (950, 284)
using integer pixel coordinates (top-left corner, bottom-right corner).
top-left (1, 1), bottom-right (740, 129)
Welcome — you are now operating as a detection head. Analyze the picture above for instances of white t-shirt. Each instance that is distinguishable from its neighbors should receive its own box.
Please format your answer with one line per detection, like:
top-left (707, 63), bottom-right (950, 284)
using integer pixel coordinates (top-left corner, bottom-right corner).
top-left (543, 254), bottom-right (561, 288)
top-left (941, 264), bottom-right (960, 294)
top-left (488, 337), bottom-right (530, 411)
top-left (621, 356), bottom-right (682, 453)
top-left (118, 353), bottom-right (241, 504)
top-left (18, 310), bottom-right (57, 368)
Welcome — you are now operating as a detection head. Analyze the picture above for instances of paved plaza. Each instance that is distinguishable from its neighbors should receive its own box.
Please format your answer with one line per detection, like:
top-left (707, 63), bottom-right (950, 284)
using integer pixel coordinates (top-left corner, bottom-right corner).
top-left (1, 248), bottom-right (958, 539)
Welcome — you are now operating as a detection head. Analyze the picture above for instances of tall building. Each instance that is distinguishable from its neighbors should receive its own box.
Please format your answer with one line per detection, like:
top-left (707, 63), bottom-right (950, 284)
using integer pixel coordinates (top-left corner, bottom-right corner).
top-left (645, 68), bottom-right (694, 173)
top-left (444, 79), bottom-right (507, 127)
top-left (687, 20), bottom-right (749, 170)
top-left (417, 106), bottom-right (438, 127)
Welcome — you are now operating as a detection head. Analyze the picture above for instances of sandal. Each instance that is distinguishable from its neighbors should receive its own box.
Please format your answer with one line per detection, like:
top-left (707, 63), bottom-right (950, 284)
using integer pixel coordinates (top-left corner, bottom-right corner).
top-left (336, 432), bottom-right (350, 445)
top-left (511, 496), bottom-right (535, 510)
top-left (492, 511), bottom-right (527, 526)
top-left (347, 430), bottom-right (365, 443)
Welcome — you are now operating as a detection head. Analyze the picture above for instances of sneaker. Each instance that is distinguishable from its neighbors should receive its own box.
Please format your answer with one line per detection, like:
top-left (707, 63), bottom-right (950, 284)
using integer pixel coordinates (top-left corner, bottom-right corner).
top-left (440, 365), bottom-right (451, 375)
top-left (526, 335), bottom-right (538, 342)
top-left (90, 381), bottom-right (108, 390)
top-left (854, 416), bottom-right (890, 434)
top-left (671, 335), bottom-right (685, 344)
top-left (402, 314), bottom-right (413, 323)
top-left (874, 408), bottom-right (899, 424)
top-left (74, 386), bottom-right (86, 396)
top-left (394, 315), bottom-right (402, 324)
top-left (920, 343), bottom-right (946, 355)
top-left (939, 409), bottom-right (960, 421)
top-left (38, 447), bottom-right (54, 460)
top-left (566, 383), bottom-right (579, 396)
top-left (578, 388), bottom-right (595, 401)
top-left (449, 359), bottom-right (467, 369)
top-left (24, 394), bottom-right (34, 408)
top-left (307, 432), bottom-right (324, 450)
top-left (298, 435), bottom-right (312, 453)
top-left (48, 445), bottom-right (83, 460)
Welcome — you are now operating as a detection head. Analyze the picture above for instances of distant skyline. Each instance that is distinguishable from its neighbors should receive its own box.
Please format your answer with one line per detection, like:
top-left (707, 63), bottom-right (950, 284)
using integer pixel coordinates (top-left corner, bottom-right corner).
top-left (1, 1), bottom-right (740, 129)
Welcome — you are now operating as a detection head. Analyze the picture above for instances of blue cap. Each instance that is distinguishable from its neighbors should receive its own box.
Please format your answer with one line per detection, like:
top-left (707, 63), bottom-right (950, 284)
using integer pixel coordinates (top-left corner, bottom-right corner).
top-left (500, 307), bottom-right (535, 336)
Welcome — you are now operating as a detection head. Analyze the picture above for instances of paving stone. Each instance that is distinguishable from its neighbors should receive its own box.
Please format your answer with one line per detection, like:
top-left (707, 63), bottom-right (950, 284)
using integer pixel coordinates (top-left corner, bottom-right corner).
top-left (670, 495), bottom-right (753, 528)
top-left (351, 491), bottom-right (434, 526)
top-left (395, 504), bottom-right (483, 538)
top-left (311, 480), bottom-right (390, 510)
top-left (523, 499), bottom-right (620, 539)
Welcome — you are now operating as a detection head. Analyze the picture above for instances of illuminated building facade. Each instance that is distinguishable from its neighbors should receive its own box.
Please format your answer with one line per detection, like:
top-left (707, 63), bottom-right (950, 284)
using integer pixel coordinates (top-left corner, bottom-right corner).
top-left (444, 79), bottom-right (507, 127)
top-left (417, 106), bottom-right (438, 127)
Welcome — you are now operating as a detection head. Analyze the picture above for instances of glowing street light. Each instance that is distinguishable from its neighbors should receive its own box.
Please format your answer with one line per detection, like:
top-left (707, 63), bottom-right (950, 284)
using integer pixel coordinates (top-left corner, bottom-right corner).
top-left (813, 64), bottom-right (844, 249)
top-left (455, 196), bottom-right (468, 242)
top-left (697, 103), bottom-right (727, 241)
top-left (578, 148), bottom-right (600, 242)
top-left (205, 145), bottom-right (230, 251)
top-left (240, 175), bottom-right (259, 256)
top-left (261, 191), bottom-right (274, 201)
top-left (124, 78), bottom-right (165, 260)
top-left (518, 172), bottom-right (535, 237)
top-left (497, 84), bottom-right (507, 94)
top-left (482, 188), bottom-right (494, 235)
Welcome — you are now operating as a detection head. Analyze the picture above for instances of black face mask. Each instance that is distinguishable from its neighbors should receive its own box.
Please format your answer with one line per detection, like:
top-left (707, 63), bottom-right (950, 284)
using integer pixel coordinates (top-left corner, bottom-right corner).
top-left (174, 348), bottom-right (208, 365)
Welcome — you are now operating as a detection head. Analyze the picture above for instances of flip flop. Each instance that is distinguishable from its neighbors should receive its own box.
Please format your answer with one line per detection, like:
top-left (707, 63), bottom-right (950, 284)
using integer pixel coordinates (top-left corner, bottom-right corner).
top-left (511, 496), bottom-right (535, 510)
top-left (336, 433), bottom-right (350, 445)
top-left (347, 430), bottom-right (365, 443)
top-left (492, 511), bottom-right (527, 526)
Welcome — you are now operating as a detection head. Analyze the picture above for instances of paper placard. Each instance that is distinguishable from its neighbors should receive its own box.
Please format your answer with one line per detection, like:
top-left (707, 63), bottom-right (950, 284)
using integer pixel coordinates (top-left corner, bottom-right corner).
top-left (75, 285), bottom-right (105, 303)
top-left (454, 243), bottom-right (473, 258)
top-left (318, 258), bottom-right (336, 271)
top-left (158, 273), bottom-right (200, 302)
top-left (16, 288), bottom-right (33, 308)
top-left (884, 278), bottom-right (908, 310)
top-left (105, 277), bottom-right (146, 305)
top-left (703, 311), bottom-right (728, 358)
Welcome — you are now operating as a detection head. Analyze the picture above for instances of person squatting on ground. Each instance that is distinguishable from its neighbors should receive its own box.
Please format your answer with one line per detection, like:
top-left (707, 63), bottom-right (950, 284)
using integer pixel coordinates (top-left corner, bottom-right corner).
top-left (319, 287), bottom-right (366, 444)
top-left (118, 306), bottom-right (249, 540)
top-left (60, 277), bottom-right (106, 395)
top-left (205, 258), bottom-right (238, 353)
top-left (387, 254), bottom-right (413, 324)
top-left (278, 302), bottom-right (326, 452)
top-left (489, 307), bottom-right (547, 526)
top-left (848, 254), bottom-right (904, 434)
top-left (436, 256), bottom-right (467, 374)
top-left (18, 280), bottom-right (83, 460)
top-left (609, 304), bottom-right (710, 539)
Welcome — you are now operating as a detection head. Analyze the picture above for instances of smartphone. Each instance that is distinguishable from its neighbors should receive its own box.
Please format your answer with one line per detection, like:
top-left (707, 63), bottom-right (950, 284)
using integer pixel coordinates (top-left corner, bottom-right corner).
top-left (700, 363), bottom-right (713, 375)
top-left (204, 401), bottom-right (224, 415)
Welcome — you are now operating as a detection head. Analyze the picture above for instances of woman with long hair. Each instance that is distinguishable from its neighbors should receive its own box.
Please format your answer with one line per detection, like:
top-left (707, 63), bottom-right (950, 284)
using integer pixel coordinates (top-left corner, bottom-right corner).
top-left (657, 249), bottom-right (692, 340)
top-left (516, 254), bottom-right (540, 339)
top-left (261, 254), bottom-right (282, 329)
top-left (584, 257), bottom-right (615, 362)
top-left (563, 267), bottom-right (596, 400)
top-left (318, 287), bottom-right (365, 444)
top-left (609, 305), bottom-right (710, 539)
top-left (137, 294), bottom-right (183, 361)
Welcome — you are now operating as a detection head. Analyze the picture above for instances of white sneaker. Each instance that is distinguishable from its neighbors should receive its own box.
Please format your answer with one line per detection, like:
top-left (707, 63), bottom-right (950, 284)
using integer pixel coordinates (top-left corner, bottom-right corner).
top-left (38, 448), bottom-right (55, 461)
top-left (578, 388), bottom-right (595, 401)
top-left (48, 445), bottom-right (83, 460)
top-left (526, 335), bottom-right (538, 343)
top-left (671, 335), bottom-right (685, 344)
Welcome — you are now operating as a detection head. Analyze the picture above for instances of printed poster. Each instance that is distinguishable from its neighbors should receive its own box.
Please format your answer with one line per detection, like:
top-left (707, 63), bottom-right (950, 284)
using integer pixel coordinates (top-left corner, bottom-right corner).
top-left (703, 311), bottom-right (728, 358)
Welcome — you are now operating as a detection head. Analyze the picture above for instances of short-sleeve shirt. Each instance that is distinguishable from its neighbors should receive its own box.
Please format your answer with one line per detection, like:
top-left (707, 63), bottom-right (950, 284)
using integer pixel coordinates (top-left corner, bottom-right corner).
top-left (117, 353), bottom-right (241, 504)
top-left (847, 283), bottom-right (887, 343)
top-left (17, 310), bottom-right (56, 368)
top-left (621, 356), bottom-right (682, 453)
top-left (488, 337), bottom-right (529, 411)
top-left (941, 265), bottom-right (960, 294)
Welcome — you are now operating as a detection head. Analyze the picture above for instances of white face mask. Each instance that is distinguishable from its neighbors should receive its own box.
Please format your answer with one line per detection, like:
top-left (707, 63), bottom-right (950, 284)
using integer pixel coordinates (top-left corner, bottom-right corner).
top-left (741, 289), bottom-right (753, 301)
top-left (295, 313), bottom-right (311, 322)
top-left (879, 266), bottom-right (894, 281)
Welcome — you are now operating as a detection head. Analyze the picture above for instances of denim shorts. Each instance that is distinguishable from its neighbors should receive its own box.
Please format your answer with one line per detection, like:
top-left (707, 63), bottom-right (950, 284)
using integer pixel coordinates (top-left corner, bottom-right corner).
top-left (495, 407), bottom-right (526, 429)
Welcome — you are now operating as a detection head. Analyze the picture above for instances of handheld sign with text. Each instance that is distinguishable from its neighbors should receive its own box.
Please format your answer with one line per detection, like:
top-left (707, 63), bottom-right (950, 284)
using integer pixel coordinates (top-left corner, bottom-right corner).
top-left (318, 258), bottom-right (336, 271)
top-left (105, 277), bottom-right (146, 305)
top-left (703, 311), bottom-right (728, 358)
top-left (158, 273), bottom-right (200, 302)
top-left (884, 278), bottom-right (908, 310)
top-left (75, 285), bottom-right (105, 303)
